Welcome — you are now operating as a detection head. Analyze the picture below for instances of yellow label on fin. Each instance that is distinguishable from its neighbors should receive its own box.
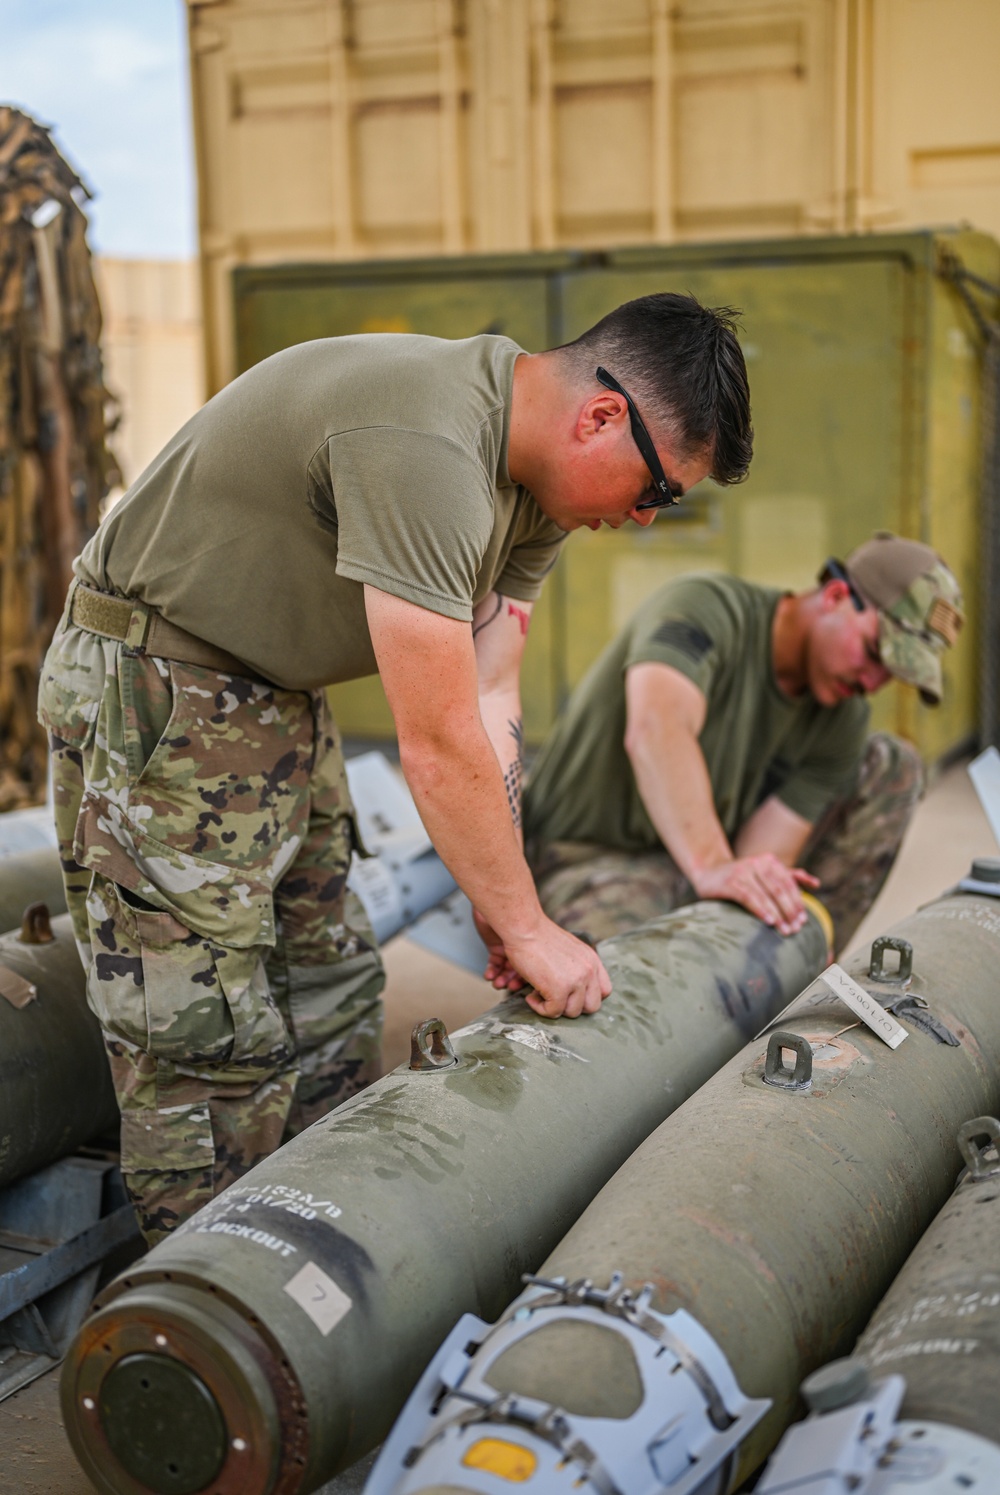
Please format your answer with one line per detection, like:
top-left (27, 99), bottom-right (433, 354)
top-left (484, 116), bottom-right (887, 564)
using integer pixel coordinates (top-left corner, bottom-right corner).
top-left (462, 1438), bottom-right (537, 1482)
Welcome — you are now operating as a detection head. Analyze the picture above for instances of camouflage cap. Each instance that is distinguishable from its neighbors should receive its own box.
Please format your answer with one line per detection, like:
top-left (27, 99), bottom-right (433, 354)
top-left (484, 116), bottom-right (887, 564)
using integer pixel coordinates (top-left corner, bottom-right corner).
top-left (841, 532), bottom-right (964, 705)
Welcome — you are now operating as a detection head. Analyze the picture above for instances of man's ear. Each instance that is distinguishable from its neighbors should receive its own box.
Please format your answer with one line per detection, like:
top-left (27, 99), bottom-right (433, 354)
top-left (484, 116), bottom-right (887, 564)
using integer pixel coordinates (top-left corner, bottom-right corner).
top-left (577, 391), bottom-right (627, 441)
top-left (821, 578), bottom-right (851, 609)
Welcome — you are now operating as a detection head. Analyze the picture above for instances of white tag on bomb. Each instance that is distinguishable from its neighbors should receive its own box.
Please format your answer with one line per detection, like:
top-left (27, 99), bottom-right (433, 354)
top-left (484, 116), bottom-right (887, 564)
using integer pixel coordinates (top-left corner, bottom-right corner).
top-left (822, 963), bottom-right (908, 1050)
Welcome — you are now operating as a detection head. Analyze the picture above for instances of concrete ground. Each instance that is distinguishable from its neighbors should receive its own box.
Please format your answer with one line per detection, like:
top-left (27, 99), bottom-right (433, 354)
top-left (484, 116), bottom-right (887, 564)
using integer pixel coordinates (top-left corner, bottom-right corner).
top-left (2, 758), bottom-right (994, 1494)
top-left (845, 755), bottom-right (995, 957)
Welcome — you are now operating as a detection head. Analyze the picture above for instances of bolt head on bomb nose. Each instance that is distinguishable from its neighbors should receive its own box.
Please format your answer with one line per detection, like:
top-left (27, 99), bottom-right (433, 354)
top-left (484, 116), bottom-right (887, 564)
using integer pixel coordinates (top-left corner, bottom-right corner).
top-left (970, 857), bottom-right (1000, 885)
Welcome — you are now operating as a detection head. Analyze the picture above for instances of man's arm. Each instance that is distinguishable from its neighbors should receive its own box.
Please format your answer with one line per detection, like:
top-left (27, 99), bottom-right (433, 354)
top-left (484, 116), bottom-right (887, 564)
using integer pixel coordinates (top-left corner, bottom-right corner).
top-left (734, 795), bottom-right (813, 864)
top-left (472, 591), bottom-right (530, 841)
top-left (623, 661), bottom-right (817, 934)
top-left (364, 584), bottom-right (611, 1017)
top-left (469, 591), bottom-right (534, 988)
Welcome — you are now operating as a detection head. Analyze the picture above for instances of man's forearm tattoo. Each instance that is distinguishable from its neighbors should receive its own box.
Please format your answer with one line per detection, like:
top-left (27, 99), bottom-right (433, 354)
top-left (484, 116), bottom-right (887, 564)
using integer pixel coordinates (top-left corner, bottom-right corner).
top-left (472, 593), bottom-right (503, 637)
top-left (507, 601), bottom-right (530, 636)
top-left (472, 593), bottom-right (531, 639)
top-left (505, 715), bottom-right (524, 829)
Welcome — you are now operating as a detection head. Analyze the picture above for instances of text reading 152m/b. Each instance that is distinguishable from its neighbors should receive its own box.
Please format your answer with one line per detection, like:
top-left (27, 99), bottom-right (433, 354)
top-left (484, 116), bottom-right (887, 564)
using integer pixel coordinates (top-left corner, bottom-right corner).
top-left (822, 963), bottom-right (908, 1050)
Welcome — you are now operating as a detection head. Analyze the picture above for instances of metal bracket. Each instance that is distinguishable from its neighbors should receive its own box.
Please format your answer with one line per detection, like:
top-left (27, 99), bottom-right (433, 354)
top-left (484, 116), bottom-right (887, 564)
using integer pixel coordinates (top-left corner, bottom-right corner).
top-left (958, 1116), bottom-right (1000, 1180)
top-left (0, 1203), bottom-right (137, 1322)
top-left (763, 1031), bottom-right (813, 1091)
top-left (869, 936), bottom-right (913, 984)
top-left (865, 935), bottom-right (959, 1045)
top-left (757, 1370), bottom-right (906, 1492)
top-left (19, 901), bottom-right (54, 945)
top-left (409, 1018), bottom-right (458, 1071)
top-left (0, 1155), bottom-right (142, 1401)
top-left (759, 1370), bottom-right (1000, 1491)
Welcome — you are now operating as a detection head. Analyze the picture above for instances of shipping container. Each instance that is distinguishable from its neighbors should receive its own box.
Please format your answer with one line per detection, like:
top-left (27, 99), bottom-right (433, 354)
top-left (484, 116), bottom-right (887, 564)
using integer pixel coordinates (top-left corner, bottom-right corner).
top-left (187, 0), bottom-right (1000, 396)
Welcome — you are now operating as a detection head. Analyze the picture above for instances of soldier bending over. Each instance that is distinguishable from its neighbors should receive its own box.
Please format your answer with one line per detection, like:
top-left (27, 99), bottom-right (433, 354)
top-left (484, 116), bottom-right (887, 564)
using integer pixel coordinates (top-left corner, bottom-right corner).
top-left (38, 293), bottom-right (752, 1241)
top-left (524, 534), bottom-right (963, 954)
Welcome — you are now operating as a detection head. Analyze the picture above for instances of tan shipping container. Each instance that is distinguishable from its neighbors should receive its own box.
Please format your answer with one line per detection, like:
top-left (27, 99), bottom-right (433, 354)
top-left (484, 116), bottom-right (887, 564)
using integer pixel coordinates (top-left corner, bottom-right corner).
top-left (187, 0), bottom-right (1000, 396)
top-left (95, 258), bottom-right (205, 493)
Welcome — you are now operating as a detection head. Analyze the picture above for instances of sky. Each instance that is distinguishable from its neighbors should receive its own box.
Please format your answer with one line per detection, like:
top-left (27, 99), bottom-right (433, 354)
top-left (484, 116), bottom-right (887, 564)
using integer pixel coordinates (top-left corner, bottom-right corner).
top-left (1, 0), bottom-right (195, 258)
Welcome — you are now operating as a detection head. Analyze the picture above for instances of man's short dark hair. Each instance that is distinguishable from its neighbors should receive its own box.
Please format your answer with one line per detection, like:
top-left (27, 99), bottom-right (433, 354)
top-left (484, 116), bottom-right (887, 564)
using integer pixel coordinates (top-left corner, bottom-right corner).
top-left (556, 292), bottom-right (753, 486)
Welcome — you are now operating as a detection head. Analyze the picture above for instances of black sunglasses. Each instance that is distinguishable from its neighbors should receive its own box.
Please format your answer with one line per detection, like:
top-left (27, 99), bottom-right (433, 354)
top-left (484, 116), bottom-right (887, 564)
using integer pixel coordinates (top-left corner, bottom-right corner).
top-left (822, 558), bottom-right (866, 612)
top-left (823, 558), bottom-right (884, 669)
top-left (595, 366), bottom-right (680, 511)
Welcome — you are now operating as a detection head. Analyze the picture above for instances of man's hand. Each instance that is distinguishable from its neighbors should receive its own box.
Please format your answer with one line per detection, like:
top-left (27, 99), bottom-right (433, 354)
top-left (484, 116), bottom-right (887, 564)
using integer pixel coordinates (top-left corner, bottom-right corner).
top-left (473, 908), bottom-right (611, 1018)
top-left (473, 908), bottom-right (524, 990)
top-left (691, 856), bottom-right (819, 935)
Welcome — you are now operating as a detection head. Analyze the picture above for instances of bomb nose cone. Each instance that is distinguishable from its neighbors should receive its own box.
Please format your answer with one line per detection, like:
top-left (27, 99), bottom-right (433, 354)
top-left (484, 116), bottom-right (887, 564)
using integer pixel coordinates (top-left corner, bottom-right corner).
top-left (100, 1354), bottom-right (226, 1493)
top-left (61, 1282), bottom-right (295, 1495)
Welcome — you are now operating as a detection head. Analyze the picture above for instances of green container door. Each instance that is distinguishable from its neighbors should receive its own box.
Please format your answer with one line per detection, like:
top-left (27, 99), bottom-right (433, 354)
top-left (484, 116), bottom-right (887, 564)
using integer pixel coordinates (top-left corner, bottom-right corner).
top-left (234, 256), bottom-right (576, 366)
top-left (231, 231), bottom-right (998, 758)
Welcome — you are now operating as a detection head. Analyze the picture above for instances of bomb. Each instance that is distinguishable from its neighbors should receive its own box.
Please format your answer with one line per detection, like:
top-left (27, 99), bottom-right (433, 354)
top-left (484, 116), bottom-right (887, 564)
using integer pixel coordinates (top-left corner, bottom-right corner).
top-left (0, 907), bottom-right (117, 1188)
top-left (757, 1112), bottom-right (1000, 1492)
top-left (368, 873), bottom-right (1000, 1495)
top-left (60, 896), bottom-right (831, 1495)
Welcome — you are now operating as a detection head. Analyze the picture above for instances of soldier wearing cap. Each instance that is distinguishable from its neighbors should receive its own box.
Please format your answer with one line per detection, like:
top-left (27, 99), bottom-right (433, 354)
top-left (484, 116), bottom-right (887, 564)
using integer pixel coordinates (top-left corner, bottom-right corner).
top-left (524, 532), bottom-right (964, 953)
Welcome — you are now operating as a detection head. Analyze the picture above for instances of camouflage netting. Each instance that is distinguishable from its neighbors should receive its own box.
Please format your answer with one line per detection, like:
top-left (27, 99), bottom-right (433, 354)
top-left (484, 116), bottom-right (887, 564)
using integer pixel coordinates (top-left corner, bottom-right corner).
top-left (0, 105), bottom-right (119, 809)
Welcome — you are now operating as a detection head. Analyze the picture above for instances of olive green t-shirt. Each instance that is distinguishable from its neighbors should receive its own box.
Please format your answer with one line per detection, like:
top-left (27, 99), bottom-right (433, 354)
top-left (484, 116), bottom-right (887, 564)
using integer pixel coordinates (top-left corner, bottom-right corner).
top-left (524, 574), bottom-right (868, 852)
top-left (77, 334), bottom-right (565, 689)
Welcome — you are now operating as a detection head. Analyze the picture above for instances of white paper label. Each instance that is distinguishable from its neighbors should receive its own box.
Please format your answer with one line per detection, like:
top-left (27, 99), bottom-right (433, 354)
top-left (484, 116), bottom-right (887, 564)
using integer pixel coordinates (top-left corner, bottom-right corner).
top-left (822, 963), bottom-right (908, 1049)
top-left (283, 1262), bottom-right (353, 1336)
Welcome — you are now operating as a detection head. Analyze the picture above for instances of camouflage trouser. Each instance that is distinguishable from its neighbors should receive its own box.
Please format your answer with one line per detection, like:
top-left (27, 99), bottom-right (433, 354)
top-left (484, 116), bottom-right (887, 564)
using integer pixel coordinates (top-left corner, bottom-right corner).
top-left (38, 611), bottom-right (385, 1245)
top-left (530, 732), bottom-right (924, 955)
